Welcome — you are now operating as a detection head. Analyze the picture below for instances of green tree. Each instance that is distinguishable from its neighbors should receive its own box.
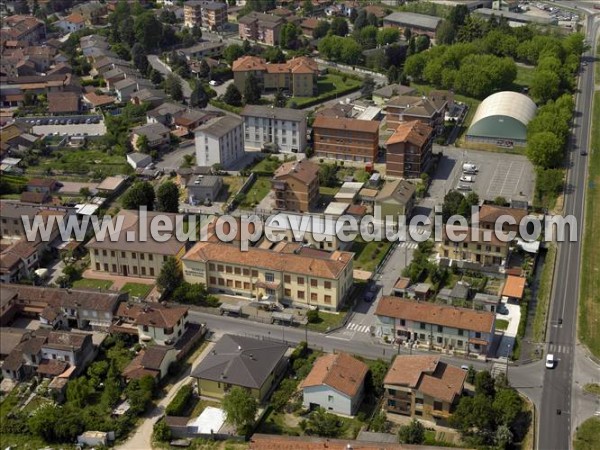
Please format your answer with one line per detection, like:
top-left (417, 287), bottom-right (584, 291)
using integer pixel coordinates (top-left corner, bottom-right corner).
top-left (134, 12), bottom-right (164, 51)
top-left (475, 370), bottom-right (496, 397)
top-left (365, 359), bottom-right (389, 397)
top-left (150, 68), bottom-right (164, 85)
top-left (403, 53), bottom-right (427, 81)
top-left (370, 411), bottom-right (389, 432)
top-left (198, 59), bottom-right (211, 79)
top-left (224, 44), bottom-right (245, 65)
top-left (302, 408), bottom-right (343, 437)
top-left (437, 20), bottom-right (456, 45)
top-left (156, 181), bottom-right (180, 213)
top-left (274, 89), bottom-right (287, 108)
top-left (131, 43), bottom-right (149, 75)
top-left (361, 74), bottom-right (376, 99)
top-left (377, 27), bottom-right (400, 46)
top-left (415, 35), bottom-right (431, 53)
top-left (244, 72), bottom-right (262, 104)
top-left (165, 74), bottom-right (183, 101)
top-left (330, 17), bottom-right (349, 36)
top-left (79, 187), bottom-right (91, 198)
top-left (264, 46), bottom-right (286, 63)
top-left (313, 20), bottom-right (330, 39)
top-left (357, 25), bottom-right (378, 49)
top-left (136, 134), bottom-right (150, 153)
top-left (397, 419), bottom-right (425, 444)
top-left (306, 309), bottom-right (320, 323)
top-left (340, 38), bottom-right (362, 65)
top-left (122, 181), bottom-right (156, 210)
top-left (156, 256), bottom-right (183, 294)
top-left (493, 387), bottom-right (523, 426)
top-left (190, 83), bottom-right (209, 108)
top-left (354, 9), bottom-right (367, 30)
top-left (527, 131), bottom-right (563, 169)
top-left (531, 69), bottom-right (561, 104)
top-left (223, 83), bottom-right (242, 106)
top-left (442, 190), bottom-right (467, 222)
top-left (280, 22), bottom-right (301, 50)
top-left (387, 66), bottom-right (399, 84)
top-left (153, 419), bottom-right (172, 442)
top-left (66, 377), bottom-right (94, 409)
top-left (222, 387), bottom-right (258, 433)
top-left (302, 0), bottom-right (313, 16)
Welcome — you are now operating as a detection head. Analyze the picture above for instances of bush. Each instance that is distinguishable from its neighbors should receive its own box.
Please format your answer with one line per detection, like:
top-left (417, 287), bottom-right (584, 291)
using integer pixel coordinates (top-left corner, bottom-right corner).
top-left (306, 309), bottom-right (320, 323)
top-left (165, 384), bottom-right (193, 416)
top-left (153, 418), bottom-right (172, 442)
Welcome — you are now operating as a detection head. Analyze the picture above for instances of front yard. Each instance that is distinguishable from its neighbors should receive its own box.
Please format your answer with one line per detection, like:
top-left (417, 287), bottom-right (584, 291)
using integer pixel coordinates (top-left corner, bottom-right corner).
top-left (306, 310), bottom-right (346, 333)
top-left (121, 282), bottom-right (153, 299)
top-left (237, 177), bottom-right (271, 209)
top-left (351, 237), bottom-right (393, 273)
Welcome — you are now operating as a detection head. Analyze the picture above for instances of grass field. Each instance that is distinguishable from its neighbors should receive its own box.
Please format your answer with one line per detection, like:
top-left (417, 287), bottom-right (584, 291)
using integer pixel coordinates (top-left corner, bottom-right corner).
top-left (574, 417), bottom-right (600, 450)
top-left (238, 177), bottom-right (270, 208)
top-left (306, 310), bottom-right (346, 332)
top-left (351, 237), bottom-right (393, 272)
top-left (584, 383), bottom-right (600, 396)
top-left (533, 243), bottom-right (557, 342)
top-left (496, 319), bottom-right (510, 331)
top-left (579, 94), bottom-right (600, 357)
top-left (26, 149), bottom-right (128, 177)
top-left (287, 73), bottom-right (361, 108)
top-left (514, 65), bottom-right (536, 91)
top-left (121, 282), bottom-right (152, 299)
top-left (319, 186), bottom-right (340, 196)
top-left (72, 278), bottom-right (114, 290)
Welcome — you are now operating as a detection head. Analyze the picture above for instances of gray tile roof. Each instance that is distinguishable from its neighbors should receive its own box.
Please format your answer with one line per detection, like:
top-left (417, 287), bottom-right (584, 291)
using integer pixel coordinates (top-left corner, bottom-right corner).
top-left (241, 105), bottom-right (307, 122)
top-left (383, 12), bottom-right (442, 31)
top-left (194, 115), bottom-right (242, 138)
top-left (191, 335), bottom-right (287, 389)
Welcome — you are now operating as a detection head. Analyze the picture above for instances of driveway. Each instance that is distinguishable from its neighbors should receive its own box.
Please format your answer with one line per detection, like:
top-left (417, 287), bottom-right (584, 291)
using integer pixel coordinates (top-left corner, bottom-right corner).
top-left (156, 142), bottom-right (195, 172)
top-left (148, 54), bottom-right (192, 99)
top-left (116, 341), bottom-right (215, 450)
top-left (495, 299), bottom-right (521, 358)
top-left (211, 79), bottom-right (232, 97)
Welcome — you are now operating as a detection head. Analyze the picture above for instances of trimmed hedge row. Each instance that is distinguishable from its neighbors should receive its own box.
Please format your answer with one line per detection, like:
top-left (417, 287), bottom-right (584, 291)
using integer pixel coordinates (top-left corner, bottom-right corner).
top-left (165, 384), bottom-right (193, 416)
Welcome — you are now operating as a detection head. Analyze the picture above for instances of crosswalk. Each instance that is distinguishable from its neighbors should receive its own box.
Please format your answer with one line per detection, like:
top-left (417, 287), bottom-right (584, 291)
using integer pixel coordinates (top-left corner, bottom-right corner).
top-left (548, 344), bottom-right (571, 354)
top-left (346, 322), bottom-right (371, 334)
top-left (398, 242), bottom-right (419, 250)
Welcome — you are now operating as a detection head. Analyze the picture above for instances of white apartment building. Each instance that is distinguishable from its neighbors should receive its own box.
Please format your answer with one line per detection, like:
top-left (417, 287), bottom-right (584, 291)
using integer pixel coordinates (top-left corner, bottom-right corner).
top-left (194, 115), bottom-right (245, 168)
top-left (241, 105), bottom-right (307, 154)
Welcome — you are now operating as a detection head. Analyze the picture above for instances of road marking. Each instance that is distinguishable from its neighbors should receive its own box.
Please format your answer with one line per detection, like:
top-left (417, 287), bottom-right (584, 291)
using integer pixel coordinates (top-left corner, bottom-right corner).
top-left (346, 322), bottom-right (371, 334)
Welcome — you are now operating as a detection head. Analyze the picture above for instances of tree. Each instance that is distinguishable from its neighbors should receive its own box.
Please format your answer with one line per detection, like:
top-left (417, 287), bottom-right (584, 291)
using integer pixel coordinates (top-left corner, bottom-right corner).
top-left (150, 69), bottom-right (163, 85)
top-left (397, 419), bottom-right (425, 444)
top-left (156, 181), bottom-right (180, 213)
top-left (224, 44), bottom-right (245, 65)
top-left (370, 411), bottom-right (389, 433)
top-left (340, 38), bottom-right (362, 65)
top-left (134, 12), bottom-right (164, 51)
top-left (192, 24), bottom-right (203, 39)
top-left (493, 387), bottom-right (523, 426)
top-left (377, 27), bottom-right (400, 46)
top-left (222, 387), bottom-right (258, 433)
top-left (442, 190), bottom-right (467, 222)
top-left (531, 69), bottom-right (561, 104)
top-left (415, 35), bottom-right (431, 53)
top-left (361, 75), bottom-right (376, 99)
top-left (280, 23), bottom-right (301, 50)
top-left (79, 187), bottom-right (91, 198)
top-left (274, 89), bottom-right (286, 108)
top-left (313, 20), bottom-right (330, 39)
top-left (122, 181), bottom-right (155, 211)
top-left (153, 419), bottom-right (172, 442)
top-left (165, 74), bottom-right (184, 101)
top-left (131, 43), bottom-right (149, 75)
top-left (264, 46), bottom-right (286, 63)
top-left (244, 73), bottom-right (261, 104)
top-left (437, 20), bottom-right (456, 45)
top-left (156, 256), bottom-right (183, 294)
top-left (172, 282), bottom-right (218, 306)
top-left (198, 59), bottom-right (211, 79)
top-left (527, 131), bottom-right (563, 169)
top-left (367, 13), bottom-right (379, 27)
top-left (387, 66), bottom-right (399, 84)
top-left (301, 408), bottom-right (343, 437)
top-left (223, 83), bottom-right (242, 106)
top-left (475, 370), bottom-right (496, 397)
top-left (330, 17), bottom-right (349, 36)
top-left (365, 359), bottom-right (388, 396)
top-left (136, 134), bottom-right (150, 153)
top-left (354, 9), bottom-right (367, 30)
top-left (306, 309), bottom-right (320, 323)
top-left (190, 83), bottom-right (209, 108)
top-left (302, 0), bottom-right (313, 16)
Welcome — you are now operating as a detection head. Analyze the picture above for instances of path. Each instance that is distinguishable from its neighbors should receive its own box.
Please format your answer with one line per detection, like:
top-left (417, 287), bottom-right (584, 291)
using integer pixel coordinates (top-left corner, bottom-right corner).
top-left (116, 342), bottom-right (215, 450)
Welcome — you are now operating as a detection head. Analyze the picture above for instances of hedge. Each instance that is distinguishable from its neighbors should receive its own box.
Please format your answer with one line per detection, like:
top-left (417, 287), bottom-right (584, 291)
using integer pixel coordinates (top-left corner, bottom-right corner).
top-left (165, 384), bottom-right (193, 416)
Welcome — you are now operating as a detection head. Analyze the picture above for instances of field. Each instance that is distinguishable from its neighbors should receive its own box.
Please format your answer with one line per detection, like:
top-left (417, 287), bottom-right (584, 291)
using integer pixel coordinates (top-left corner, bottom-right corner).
top-left (306, 310), bottom-right (346, 333)
top-left (514, 65), bottom-right (536, 91)
top-left (287, 72), bottom-right (361, 108)
top-left (26, 149), bottom-right (128, 177)
top-left (351, 237), bottom-right (393, 273)
top-left (72, 278), bottom-right (114, 290)
top-left (121, 282), bottom-right (152, 299)
top-left (579, 94), bottom-right (600, 357)
top-left (238, 177), bottom-right (271, 209)
top-left (573, 417), bottom-right (600, 450)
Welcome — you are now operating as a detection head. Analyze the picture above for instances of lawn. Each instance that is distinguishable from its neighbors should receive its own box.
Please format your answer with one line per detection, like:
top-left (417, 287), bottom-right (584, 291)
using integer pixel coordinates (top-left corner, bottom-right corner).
top-left (238, 177), bottom-right (271, 209)
top-left (250, 156), bottom-right (282, 175)
top-left (584, 383), bottom-right (600, 396)
top-left (351, 237), bottom-right (393, 273)
top-left (72, 278), bottom-right (114, 290)
top-left (287, 72), bottom-right (361, 108)
top-left (21, 395), bottom-right (51, 415)
top-left (121, 282), bottom-right (152, 299)
top-left (579, 94), bottom-right (600, 357)
top-left (222, 176), bottom-right (244, 202)
top-left (496, 319), bottom-right (510, 331)
top-left (319, 186), bottom-right (340, 196)
top-left (533, 243), bottom-right (557, 342)
top-left (257, 410), bottom-right (302, 435)
top-left (514, 65), bottom-right (536, 91)
top-left (574, 417), bottom-right (600, 450)
top-left (26, 149), bottom-right (129, 177)
top-left (306, 310), bottom-right (346, 333)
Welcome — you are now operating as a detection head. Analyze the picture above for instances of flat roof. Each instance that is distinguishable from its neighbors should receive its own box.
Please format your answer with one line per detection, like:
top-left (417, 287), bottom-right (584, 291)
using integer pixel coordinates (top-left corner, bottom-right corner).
top-left (383, 12), bottom-right (443, 30)
top-left (188, 406), bottom-right (226, 434)
top-left (323, 202), bottom-right (349, 216)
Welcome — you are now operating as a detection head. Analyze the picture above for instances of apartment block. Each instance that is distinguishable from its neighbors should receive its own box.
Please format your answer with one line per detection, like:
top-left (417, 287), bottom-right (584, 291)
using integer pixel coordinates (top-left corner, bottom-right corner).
top-left (241, 105), bottom-right (307, 154)
top-left (375, 296), bottom-right (496, 356)
top-left (265, 213), bottom-right (348, 251)
top-left (182, 241), bottom-right (354, 311)
top-left (386, 120), bottom-right (434, 179)
top-left (238, 11), bottom-right (284, 46)
top-left (271, 159), bottom-right (320, 213)
top-left (194, 115), bottom-right (245, 168)
top-left (312, 116), bottom-right (380, 162)
top-left (437, 225), bottom-right (510, 268)
top-left (478, 204), bottom-right (528, 234)
top-left (383, 355), bottom-right (466, 423)
top-left (232, 56), bottom-right (318, 97)
top-left (184, 1), bottom-right (228, 29)
top-left (385, 94), bottom-right (447, 135)
top-left (86, 210), bottom-right (187, 279)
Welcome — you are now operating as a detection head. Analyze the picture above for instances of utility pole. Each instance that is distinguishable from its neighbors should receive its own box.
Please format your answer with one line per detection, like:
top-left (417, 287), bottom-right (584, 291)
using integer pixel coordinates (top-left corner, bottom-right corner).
top-left (506, 343), bottom-right (511, 376)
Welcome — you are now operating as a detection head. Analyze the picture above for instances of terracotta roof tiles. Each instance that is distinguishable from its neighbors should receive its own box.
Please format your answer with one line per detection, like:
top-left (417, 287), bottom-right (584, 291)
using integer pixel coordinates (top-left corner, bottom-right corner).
top-left (300, 352), bottom-right (368, 397)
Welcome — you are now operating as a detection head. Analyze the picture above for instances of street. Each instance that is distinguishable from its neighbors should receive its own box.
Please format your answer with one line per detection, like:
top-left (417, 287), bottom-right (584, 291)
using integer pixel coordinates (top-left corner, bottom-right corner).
top-left (148, 54), bottom-right (193, 100)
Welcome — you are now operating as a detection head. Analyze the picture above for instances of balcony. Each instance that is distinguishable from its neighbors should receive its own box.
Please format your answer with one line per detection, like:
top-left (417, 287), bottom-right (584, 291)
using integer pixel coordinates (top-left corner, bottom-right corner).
top-left (272, 181), bottom-right (286, 191)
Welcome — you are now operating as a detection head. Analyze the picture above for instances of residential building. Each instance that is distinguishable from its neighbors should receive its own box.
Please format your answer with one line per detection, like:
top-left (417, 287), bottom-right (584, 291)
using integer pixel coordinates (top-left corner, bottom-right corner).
top-left (146, 102), bottom-right (188, 125)
top-left (174, 110), bottom-right (217, 136)
top-left (312, 117), bottom-right (380, 163)
top-left (383, 12), bottom-right (442, 38)
top-left (436, 225), bottom-right (511, 268)
top-left (478, 204), bottom-right (528, 233)
top-left (375, 179), bottom-right (417, 223)
top-left (271, 159), bottom-right (320, 213)
top-left (187, 175), bottom-right (223, 204)
top-left (182, 240), bottom-right (354, 311)
top-left (0, 202), bottom-right (72, 247)
top-left (241, 105), bottom-right (307, 154)
top-left (232, 56), bottom-right (319, 97)
top-left (385, 95), bottom-right (447, 135)
top-left (375, 296), bottom-right (496, 356)
top-left (178, 41), bottom-right (225, 60)
top-left (0, 241), bottom-right (38, 283)
top-left (114, 78), bottom-right (153, 102)
top-left (191, 334), bottom-right (288, 401)
top-left (123, 345), bottom-right (178, 381)
top-left (184, 1), bottom-right (227, 30)
top-left (194, 115), bottom-right (245, 168)
top-left (47, 91), bottom-right (81, 115)
top-left (300, 352), bottom-right (368, 416)
top-left (56, 13), bottom-right (86, 33)
top-left (0, 15), bottom-right (46, 43)
top-left (73, 2), bottom-right (108, 25)
top-left (86, 210), bottom-right (187, 279)
top-left (264, 213), bottom-right (348, 251)
top-left (238, 12), bottom-right (285, 46)
top-left (373, 84), bottom-right (417, 106)
top-left (115, 301), bottom-right (189, 346)
top-left (27, 178), bottom-right (58, 193)
top-left (131, 123), bottom-right (171, 150)
top-left (502, 275), bottom-right (526, 303)
top-left (383, 355), bottom-right (466, 423)
top-left (127, 152), bottom-right (152, 170)
top-left (386, 120), bottom-right (434, 179)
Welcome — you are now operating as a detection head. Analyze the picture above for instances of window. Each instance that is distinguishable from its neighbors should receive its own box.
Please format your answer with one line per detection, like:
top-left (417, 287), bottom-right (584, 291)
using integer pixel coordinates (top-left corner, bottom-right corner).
top-left (400, 319), bottom-right (406, 326)
top-left (226, 279), bottom-right (233, 287)
top-left (141, 267), bottom-right (146, 276)
top-left (149, 254), bottom-right (153, 261)
top-left (209, 263), bottom-right (215, 270)
top-left (164, 327), bottom-right (174, 335)
top-left (121, 251), bottom-right (125, 257)
top-left (140, 253), bottom-right (145, 260)
top-left (433, 401), bottom-right (443, 411)
top-left (133, 266), bottom-right (138, 275)
top-left (252, 270), bottom-right (258, 277)
top-left (311, 279), bottom-right (317, 287)
top-left (143, 325), bottom-right (149, 332)
top-left (437, 325), bottom-right (443, 333)
top-left (111, 251), bottom-right (115, 257)
top-left (324, 295), bottom-right (331, 304)
top-left (496, 246), bottom-right (501, 252)
top-left (209, 276), bottom-right (216, 284)
top-left (94, 249), bottom-right (98, 256)
top-left (150, 268), bottom-right (155, 276)
top-left (218, 278), bottom-right (224, 286)
top-left (298, 290), bottom-right (305, 299)
top-left (457, 340), bottom-right (463, 347)
top-left (420, 322), bottom-right (426, 330)
top-left (328, 395), bottom-right (334, 402)
top-left (310, 293), bottom-right (317, 301)
top-left (218, 264), bottom-right (224, 272)
top-left (132, 252), bottom-right (137, 259)
top-left (112, 264), bottom-right (117, 272)
top-left (243, 282), bottom-right (250, 289)
top-left (234, 267), bottom-right (241, 275)
top-left (235, 280), bottom-right (242, 288)
top-left (265, 272), bottom-right (274, 282)
top-left (324, 281), bottom-right (331, 289)
top-left (163, 256), bottom-right (168, 262)
top-left (226, 266), bottom-right (232, 273)
top-left (297, 277), bottom-right (304, 285)
top-left (437, 336), bottom-right (443, 344)
top-left (284, 274), bottom-right (291, 283)
top-left (95, 263), bottom-right (100, 270)
top-left (415, 398), bottom-right (423, 405)
top-left (419, 333), bottom-right (426, 340)
top-left (243, 268), bottom-right (250, 276)
top-left (285, 289), bottom-right (291, 296)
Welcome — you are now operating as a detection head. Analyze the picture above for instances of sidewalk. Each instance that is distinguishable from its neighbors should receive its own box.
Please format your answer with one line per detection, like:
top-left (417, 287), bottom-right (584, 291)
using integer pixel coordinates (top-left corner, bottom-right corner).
top-left (116, 342), bottom-right (215, 450)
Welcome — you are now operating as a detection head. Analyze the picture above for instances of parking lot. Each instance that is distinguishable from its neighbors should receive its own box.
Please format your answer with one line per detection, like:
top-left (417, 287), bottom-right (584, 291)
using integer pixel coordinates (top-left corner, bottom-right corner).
top-left (419, 146), bottom-right (535, 217)
top-left (32, 122), bottom-right (106, 137)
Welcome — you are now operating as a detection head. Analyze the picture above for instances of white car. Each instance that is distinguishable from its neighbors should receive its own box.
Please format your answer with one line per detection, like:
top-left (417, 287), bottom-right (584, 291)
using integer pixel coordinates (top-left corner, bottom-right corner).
top-left (457, 183), bottom-right (472, 191)
top-left (546, 353), bottom-right (556, 369)
top-left (209, 80), bottom-right (220, 86)
top-left (460, 175), bottom-right (474, 182)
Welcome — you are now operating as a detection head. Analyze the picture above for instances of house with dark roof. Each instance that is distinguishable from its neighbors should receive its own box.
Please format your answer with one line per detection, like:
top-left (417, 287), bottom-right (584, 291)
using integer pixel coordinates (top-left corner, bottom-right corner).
top-left (383, 355), bottom-right (466, 423)
top-left (385, 94), bottom-right (447, 135)
top-left (191, 334), bottom-right (288, 401)
top-left (131, 122), bottom-right (171, 150)
top-left (383, 12), bottom-right (443, 38)
top-left (372, 84), bottom-right (416, 106)
top-left (300, 352), bottom-right (368, 415)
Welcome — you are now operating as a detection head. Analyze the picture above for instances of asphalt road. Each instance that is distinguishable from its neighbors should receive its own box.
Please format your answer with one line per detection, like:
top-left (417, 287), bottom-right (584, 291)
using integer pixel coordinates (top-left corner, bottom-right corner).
top-left (538, 11), bottom-right (599, 450)
top-left (147, 54), bottom-right (193, 99)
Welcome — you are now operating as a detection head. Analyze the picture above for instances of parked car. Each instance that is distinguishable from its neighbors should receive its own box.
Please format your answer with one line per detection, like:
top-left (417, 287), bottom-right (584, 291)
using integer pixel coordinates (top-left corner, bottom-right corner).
top-left (546, 353), bottom-right (556, 369)
top-left (457, 183), bottom-right (472, 191)
top-left (460, 175), bottom-right (475, 182)
top-left (209, 80), bottom-right (220, 86)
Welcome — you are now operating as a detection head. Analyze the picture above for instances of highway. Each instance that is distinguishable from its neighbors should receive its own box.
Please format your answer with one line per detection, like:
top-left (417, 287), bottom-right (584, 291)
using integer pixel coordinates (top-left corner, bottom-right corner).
top-left (538, 10), bottom-right (599, 450)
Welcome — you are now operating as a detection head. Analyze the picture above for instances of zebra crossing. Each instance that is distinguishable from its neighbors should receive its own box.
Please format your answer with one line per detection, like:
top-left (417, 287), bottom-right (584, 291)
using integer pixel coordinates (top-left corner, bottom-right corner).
top-left (398, 241), bottom-right (419, 250)
top-left (346, 322), bottom-right (371, 334)
top-left (548, 344), bottom-right (571, 354)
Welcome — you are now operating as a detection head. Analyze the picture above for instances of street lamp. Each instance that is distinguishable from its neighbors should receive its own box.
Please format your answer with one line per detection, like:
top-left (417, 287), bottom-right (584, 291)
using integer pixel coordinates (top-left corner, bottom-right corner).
top-left (506, 343), bottom-right (511, 376)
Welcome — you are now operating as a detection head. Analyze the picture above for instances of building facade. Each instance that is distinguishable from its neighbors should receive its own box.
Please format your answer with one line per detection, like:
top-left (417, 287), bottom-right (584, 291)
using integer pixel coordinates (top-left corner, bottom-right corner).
top-left (194, 115), bottom-right (245, 168)
top-left (241, 105), bottom-right (307, 154)
top-left (271, 159), bottom-right (320, 213)
top-left (385, 95), bottom-right (446, 135)
top-left (238, 12), bottom-right (284, 45)
top-left (437, 226), bottom-right (510, 268)
top-left (312, 117), bottom-right (380, 162)
top-left (386, 120), bottom-right (434, 179)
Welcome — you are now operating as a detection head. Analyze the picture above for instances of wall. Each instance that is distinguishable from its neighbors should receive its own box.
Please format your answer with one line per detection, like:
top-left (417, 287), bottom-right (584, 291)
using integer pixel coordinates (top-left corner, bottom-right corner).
top-left (303, 384), bottom-right (353, 415)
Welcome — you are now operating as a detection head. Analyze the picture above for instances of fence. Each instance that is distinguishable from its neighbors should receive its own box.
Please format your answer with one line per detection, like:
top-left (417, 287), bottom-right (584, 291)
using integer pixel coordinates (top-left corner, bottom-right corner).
top-left (224, 172), bottom-right (256, 212)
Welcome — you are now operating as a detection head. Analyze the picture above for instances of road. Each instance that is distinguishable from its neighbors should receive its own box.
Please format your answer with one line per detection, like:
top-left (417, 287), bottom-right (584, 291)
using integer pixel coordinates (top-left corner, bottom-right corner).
top-left (148, 54), bottom-right (193, 99)
top-left (156, 141), bottom-right (195, 171)
top-left (538, 10), bottom-right (599, 450)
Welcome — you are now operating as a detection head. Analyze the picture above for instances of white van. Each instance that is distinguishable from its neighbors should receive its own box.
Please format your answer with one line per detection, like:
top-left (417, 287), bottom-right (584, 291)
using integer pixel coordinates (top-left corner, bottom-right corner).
top-left (462, 163), bottom-right (478, 173)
